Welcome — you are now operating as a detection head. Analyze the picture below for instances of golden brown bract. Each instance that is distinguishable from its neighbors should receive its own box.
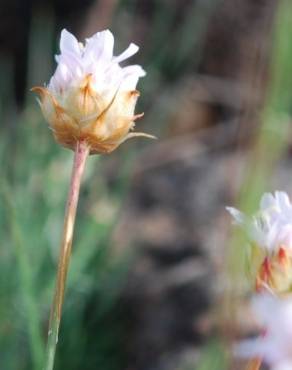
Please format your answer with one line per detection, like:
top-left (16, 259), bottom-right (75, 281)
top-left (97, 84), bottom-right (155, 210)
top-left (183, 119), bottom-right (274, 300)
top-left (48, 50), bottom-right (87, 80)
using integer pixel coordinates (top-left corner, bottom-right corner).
top-left (32, 75), bottom-right (154, 154)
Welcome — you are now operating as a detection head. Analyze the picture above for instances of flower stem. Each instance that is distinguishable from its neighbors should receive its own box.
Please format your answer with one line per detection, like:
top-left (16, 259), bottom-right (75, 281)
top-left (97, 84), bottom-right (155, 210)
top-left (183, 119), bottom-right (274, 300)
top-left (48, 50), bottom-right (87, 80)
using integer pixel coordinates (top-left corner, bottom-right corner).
top-left (43, 140), bottom-right (90, 370)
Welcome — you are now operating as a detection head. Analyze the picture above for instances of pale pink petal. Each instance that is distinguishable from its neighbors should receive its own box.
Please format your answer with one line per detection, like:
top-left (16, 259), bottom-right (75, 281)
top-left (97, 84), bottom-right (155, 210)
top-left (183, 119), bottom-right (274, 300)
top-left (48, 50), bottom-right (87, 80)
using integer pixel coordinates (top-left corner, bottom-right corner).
top-left (114, 43), bottom-right (139, 63)
top-left (266, 223), bottom-right (281, 252)
top-left (260, 193), bottom-right (275, 211)
top-left (47, 28), bottom-right (145, 95)
top-left (120, 65), bottom-right (146, 90)
top-left (60, 29), bottom-right (81, 56)
top-left (99, 30), bottom-right (115, 59)
top-left (235, 295), bottom-right (292, 369)
top-left (226, 207), bottom-right (245, 225)
top-left (85, 30), bottom-right (114, 61)
top-left (275, 191), bottom-right (291, 211)
top-left (274, 361), bottom-right (292, 370)
top-left (279, 224), bottom-right (292, 249)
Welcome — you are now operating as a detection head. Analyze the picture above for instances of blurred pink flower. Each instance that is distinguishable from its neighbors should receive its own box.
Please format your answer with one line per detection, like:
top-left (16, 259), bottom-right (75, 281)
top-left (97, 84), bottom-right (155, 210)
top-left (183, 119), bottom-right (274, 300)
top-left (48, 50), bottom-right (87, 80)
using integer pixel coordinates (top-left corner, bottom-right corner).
top-left (235, 294), bottom-right (292, 370)
top-left (227, 191), bottom-right (292, 254)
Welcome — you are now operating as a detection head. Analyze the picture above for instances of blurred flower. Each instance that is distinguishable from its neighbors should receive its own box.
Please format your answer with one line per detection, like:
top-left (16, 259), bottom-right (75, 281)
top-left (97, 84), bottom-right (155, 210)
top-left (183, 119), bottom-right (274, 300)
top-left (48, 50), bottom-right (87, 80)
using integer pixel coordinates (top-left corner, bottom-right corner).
top-left (235, 294), bottom-right (292, 370)
top-left (227, 192), bottom-right (292, 291)
top-left (32, 29), bottom-right (154, 154)
top-left (227, 192), bottom-right (292, 254)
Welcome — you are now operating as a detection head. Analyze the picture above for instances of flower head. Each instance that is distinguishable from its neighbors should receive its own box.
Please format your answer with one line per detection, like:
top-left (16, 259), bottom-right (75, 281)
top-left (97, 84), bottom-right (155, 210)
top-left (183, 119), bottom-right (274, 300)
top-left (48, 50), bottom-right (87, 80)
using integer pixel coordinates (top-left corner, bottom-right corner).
top-left (32, 29), bottom-right (155, 154)
top-left (235, 294), bottom-right (292, 370)
top-left (227, 191), bottom-right (292, 254)
top-left (227, 192), bottom-right (292, 291)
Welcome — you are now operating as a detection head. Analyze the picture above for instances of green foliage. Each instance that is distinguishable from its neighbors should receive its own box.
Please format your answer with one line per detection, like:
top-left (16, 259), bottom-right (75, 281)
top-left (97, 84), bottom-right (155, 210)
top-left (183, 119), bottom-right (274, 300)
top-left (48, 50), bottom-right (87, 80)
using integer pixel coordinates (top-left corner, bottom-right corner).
top-left (195, 340), bottom-right (227, 370)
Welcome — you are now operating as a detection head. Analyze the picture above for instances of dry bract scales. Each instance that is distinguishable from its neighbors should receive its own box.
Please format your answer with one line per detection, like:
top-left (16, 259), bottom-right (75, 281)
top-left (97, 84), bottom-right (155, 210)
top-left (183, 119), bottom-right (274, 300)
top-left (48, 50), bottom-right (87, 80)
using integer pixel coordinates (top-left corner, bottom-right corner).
top-left (32, 29), bottom-right (155, 154)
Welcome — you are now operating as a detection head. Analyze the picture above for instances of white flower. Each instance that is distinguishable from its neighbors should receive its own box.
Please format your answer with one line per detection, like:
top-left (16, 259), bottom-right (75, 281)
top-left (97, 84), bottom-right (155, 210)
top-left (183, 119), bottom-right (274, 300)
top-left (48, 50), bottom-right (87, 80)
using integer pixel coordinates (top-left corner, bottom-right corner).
top-left (49, 29), bottom-right (145, 97)
top-left (227, 192), bottom-right (292, 254)
top-left (235, 294), bottom-right (292, 370)
top-left (32, 29), bottom-right (155, 154)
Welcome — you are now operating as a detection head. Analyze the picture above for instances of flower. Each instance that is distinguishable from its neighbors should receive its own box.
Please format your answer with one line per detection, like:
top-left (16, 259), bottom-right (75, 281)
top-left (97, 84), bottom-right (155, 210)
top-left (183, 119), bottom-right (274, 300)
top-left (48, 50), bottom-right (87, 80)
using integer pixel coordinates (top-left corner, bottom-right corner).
top-left (32, 29), bottom-right (155, 154)
top-left (235, 294), bottom-right (292, 370)
top-left (227, 192), bottom-right (292, 291)
top-left (227, 192), bottom-right (292, 254)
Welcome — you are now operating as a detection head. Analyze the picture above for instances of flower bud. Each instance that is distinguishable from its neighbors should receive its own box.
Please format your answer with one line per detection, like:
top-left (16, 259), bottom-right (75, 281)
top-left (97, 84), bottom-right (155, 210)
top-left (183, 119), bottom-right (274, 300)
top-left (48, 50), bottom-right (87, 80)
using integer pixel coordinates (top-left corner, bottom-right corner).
top-left (32, 29), bottom-right (155, 154)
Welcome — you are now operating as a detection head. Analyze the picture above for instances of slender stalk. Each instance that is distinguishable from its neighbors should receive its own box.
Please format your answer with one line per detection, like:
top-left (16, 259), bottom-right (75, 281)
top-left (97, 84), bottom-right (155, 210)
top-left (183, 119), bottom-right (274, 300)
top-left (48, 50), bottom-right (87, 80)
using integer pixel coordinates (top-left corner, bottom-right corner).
top-left (43, 140), bottom-right (90, 370)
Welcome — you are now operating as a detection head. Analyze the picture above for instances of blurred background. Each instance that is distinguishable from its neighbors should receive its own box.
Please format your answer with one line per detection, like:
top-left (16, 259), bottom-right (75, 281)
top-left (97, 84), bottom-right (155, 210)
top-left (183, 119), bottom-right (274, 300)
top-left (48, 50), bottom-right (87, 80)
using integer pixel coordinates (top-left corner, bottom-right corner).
top-left (1, 0), bottom-right (292, 369)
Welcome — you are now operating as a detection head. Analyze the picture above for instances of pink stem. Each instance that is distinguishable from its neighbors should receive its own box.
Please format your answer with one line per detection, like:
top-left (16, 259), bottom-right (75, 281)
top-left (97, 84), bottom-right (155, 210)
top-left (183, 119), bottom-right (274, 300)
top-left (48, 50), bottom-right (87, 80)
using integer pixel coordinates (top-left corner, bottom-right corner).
top-left (44, 140), bottom-right (90, 370)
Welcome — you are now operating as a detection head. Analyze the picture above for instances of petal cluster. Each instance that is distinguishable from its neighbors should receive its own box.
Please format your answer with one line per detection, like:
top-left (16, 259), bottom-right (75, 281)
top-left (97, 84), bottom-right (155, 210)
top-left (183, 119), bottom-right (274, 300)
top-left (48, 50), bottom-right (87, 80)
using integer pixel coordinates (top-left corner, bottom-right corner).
top-left (32, 29), bottom-right (154, 154)
top-left (49, 29), bottom-right (145, 95)
top-left (236, 294), bottom-right (292, 370)
top-left (227, 192), bottom-right (292, 254)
